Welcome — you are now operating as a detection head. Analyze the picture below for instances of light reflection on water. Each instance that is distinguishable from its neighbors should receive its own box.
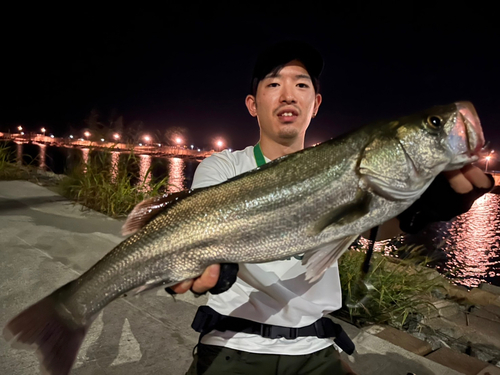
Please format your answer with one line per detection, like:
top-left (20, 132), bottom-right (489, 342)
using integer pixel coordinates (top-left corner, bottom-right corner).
top-left (356, 194), bottom-right (500, 288)
top-left (168, 157), bottom-right (185, 193)
top-left (110, 151), bottom-right (120, 183)
top-left (138, 154), bottom-right (152, 186)
top-left (438, 193), bottom-right (500, 288)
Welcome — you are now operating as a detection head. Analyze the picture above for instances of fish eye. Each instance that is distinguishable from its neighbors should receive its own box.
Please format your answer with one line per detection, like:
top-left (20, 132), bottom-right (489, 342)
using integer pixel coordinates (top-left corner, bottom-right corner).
top-left (426, 115), bottom-right (443, 129)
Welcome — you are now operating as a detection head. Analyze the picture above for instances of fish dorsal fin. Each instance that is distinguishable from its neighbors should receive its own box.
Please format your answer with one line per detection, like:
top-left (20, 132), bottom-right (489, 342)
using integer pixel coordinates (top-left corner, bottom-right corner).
top-left (310, 190), bottom-right (371, 236)
top-left (122, 190), bottom-right (193, 236)
top-left (302, 235), bottom-right (359, 282)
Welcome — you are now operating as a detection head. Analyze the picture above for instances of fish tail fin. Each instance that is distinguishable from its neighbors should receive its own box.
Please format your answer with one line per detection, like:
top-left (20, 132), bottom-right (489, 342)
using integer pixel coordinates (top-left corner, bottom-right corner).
top-left (3, 292), bottom-right (89, 375)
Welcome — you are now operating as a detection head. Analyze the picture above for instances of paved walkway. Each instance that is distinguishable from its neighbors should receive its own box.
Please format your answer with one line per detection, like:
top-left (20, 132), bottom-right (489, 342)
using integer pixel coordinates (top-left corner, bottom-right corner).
top-left (0, 180), bottom-right (496, 375)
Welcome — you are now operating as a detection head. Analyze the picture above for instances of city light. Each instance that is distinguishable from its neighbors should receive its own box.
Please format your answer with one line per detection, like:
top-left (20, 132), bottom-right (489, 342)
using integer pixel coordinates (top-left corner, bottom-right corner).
top-left (176, 137), bottom-right (183, 145)
top-left (69, 135), bottom-right (74, 139)
top-left (84, 131), bottom-right (91, 138)
top-left (20, 132), bottom-right (24, 135)
top-left (101, 138), bottom-right (105, 142)
top-left (41, 127), bottom-right (46, 134)
top-left (144, 135), bottom-right (151, 143)
top-left (215, 139), bottom-right (224, 151)
top-left (50, 135), bottom-right (54, 138)
top-left (18, 126), bottom-right (22, 131)
top-left (113, 133), bottom-right (120, 140)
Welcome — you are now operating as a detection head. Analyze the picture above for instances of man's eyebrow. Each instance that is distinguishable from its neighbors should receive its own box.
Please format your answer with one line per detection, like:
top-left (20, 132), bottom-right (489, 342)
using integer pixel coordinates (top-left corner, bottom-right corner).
top-left (263, 73), bottom-right (312, 80)
top-left (295, 74), bottom-right (312, 80)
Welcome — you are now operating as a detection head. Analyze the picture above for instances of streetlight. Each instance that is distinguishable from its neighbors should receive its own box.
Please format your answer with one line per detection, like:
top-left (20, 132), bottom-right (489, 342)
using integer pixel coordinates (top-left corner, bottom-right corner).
top-left (144, 135), bottom-right (151, 144)
top-left (175, 137), bottom-right (183, 146)
top-left (41, 127), bottom-right (46, 135)
top-left (18, 126), bottom-right (23, 132)
top-left (216, 139), bottom-right (223, 151)
top-left (113, 133), bottom-right (120, 140)
top-left (84, 131), bottom-right (91, 139)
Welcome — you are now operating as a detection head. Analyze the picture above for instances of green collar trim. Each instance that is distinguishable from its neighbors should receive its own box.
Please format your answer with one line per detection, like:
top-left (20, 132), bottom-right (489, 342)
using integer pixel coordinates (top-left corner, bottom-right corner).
top-left (253, 143), bottom-right (267, 167)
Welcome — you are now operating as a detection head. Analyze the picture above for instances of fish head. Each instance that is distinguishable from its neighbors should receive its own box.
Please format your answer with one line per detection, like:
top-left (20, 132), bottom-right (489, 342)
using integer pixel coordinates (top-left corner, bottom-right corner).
top-left (359, 101), bottom-right (485, 200)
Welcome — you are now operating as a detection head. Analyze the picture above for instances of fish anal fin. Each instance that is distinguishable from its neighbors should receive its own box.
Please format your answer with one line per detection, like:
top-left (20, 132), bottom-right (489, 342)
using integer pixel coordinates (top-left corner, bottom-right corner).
top-left (302, 235), bottom-right (358, 282)
top-left (311, 190), bottom-right (371, 235)
top-left (122, 190), bottom-right (195, 236)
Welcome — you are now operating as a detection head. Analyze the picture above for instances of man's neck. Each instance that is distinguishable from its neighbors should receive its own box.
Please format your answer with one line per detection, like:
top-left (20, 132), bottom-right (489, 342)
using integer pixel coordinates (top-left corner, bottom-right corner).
top-left (259, 137), bottom-right (304, 160)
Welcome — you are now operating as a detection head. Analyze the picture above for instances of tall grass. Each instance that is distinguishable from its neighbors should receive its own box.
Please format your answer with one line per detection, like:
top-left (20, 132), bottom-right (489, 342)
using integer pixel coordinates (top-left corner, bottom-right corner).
top-left (0, 142), bottom-right (27, 180)
top-left (59, 148), bottom-right (170, 217)
top-left (335, 246), bottom-right (444, 328)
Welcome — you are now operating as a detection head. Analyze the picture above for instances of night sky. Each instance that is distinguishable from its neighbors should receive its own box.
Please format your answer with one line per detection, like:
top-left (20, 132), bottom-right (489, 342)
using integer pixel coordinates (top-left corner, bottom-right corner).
top-left (2, 4), bottom-right (499, 163)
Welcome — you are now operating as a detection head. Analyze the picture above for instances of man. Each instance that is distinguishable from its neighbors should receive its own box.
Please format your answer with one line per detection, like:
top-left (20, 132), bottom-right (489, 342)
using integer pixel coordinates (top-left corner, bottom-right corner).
top-left (170, 41), bottom-right (493, 374)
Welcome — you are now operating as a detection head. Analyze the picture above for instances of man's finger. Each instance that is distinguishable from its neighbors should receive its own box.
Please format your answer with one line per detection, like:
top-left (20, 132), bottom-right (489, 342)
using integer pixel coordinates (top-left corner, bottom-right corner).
top-left (460, 165), bottom-right (493, 189)
top-left (169, 279), bottom-right (193, 294)
top-left (191, 264), bottom-right (220, 294)
top-left (442, 170), bottom-right (473, 194)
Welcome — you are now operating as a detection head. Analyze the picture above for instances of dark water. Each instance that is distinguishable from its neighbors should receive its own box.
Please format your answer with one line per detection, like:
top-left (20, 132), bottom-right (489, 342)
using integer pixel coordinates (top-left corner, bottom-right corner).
top-left (5, 142), bottom-right (500, 288)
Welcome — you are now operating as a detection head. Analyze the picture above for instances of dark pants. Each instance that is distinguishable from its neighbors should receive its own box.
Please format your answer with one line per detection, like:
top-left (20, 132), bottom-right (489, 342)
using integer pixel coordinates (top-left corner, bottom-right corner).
top-left (186, 343), bottom-right (357, 375)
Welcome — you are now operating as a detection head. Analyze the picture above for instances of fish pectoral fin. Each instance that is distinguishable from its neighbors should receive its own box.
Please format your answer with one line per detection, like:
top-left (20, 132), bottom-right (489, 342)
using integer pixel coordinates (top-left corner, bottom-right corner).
top-left (310, 190), bottom-right (371, 235)
top-left (122, 190), bottom-right (195, 236)
top-left (302, 235), bottom-right (358, 283)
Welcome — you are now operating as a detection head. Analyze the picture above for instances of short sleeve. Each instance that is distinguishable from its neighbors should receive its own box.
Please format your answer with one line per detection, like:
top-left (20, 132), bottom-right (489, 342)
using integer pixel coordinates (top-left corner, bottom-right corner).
top-left (191, 151), bottom-right (238, 189)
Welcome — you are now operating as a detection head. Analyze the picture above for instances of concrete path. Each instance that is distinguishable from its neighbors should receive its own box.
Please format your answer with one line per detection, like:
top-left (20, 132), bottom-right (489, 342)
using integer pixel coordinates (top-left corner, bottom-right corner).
top-left (0, 180), bottom-right (484, 374)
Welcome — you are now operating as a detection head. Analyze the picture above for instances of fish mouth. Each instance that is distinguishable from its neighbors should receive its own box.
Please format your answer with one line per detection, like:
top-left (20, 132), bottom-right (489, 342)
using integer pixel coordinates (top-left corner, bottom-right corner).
top-left (457, 101), bottom-right (484, 155)
top-left (444, 101), bottom-right (485, 169)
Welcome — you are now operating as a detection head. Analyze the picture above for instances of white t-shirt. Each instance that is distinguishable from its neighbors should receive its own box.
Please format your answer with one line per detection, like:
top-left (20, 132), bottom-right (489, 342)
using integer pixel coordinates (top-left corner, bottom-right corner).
top-left (192, 145), bottom-right (342, 355)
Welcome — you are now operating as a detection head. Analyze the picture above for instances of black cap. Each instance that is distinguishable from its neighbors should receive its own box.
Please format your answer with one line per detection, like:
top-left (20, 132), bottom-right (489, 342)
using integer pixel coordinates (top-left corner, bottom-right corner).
top-left (250, 40), bottom-right (323, 95)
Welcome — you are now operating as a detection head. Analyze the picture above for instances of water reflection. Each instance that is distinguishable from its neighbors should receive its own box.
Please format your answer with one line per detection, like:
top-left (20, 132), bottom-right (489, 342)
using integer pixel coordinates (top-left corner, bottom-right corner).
top-left (168, 157), bottom-right (185, 192)
top-left (138, 154), bottom-right (152, 186)
top-left (38, 144), bottom-right (46, 169)
top-left (439, 193), bottom-right (500, 288)
top-left (110, 152), bottom-right (120, 183)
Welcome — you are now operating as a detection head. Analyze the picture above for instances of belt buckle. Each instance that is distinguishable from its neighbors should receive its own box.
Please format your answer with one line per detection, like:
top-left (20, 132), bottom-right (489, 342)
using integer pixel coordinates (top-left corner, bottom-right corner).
top-left (260, 324), bottom-right (298, 339)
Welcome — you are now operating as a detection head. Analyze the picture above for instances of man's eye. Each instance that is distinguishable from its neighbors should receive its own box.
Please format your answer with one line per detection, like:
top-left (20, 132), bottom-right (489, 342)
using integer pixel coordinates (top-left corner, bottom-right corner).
top-left (267, 83), bottom-right (280, 88)
top-left (297, 83), bottom-right (309, 88)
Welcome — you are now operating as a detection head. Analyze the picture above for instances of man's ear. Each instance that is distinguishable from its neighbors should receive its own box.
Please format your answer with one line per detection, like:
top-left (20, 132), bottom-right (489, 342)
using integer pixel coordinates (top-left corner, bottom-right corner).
top-left (313, 93), bottom-right (322, 118)
top-left (245, 95), bottom-right (257, 117)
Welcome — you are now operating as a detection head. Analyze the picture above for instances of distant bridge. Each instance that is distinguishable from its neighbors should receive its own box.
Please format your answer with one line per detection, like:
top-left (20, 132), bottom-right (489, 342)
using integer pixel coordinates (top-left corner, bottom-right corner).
top-left (0, 133), bottom-right (214, 159)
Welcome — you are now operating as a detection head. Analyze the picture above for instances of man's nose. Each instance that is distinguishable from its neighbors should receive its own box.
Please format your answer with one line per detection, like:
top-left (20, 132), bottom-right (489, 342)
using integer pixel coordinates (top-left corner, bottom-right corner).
top-left (279, 86), bottom-right (296, 103)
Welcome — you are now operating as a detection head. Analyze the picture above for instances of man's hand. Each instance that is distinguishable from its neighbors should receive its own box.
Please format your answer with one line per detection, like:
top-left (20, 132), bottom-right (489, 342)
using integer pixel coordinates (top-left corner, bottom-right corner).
top-left (168, 264), bottom-right (221, 295)
top-left (166, 263), bottom-right (239, 296)
top-left (443, 164), bottom-right (492, 193)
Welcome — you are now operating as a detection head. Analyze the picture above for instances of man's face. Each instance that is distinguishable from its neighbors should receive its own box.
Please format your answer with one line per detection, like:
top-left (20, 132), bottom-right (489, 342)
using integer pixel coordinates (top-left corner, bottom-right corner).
top-left (246, 60), bottom-right (322, 145)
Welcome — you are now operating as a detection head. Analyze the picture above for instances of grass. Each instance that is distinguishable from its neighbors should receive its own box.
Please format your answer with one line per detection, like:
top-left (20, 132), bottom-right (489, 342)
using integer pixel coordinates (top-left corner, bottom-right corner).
top-left (335, 245), bottom-right (444, 329)
top-left (58, 148), bottom-right (170, 217)
top-left (0, 142), bottom-right (33, 180)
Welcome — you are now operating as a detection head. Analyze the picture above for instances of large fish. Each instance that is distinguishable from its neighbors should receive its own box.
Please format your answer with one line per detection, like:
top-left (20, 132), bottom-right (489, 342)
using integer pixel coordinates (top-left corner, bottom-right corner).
top-left (4, 101), bottom-right (484, 375)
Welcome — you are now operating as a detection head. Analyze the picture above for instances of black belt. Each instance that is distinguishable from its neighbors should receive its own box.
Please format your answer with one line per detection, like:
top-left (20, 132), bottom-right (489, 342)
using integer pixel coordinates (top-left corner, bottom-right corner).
top-left (191, 305), bottom-right (355, 355)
